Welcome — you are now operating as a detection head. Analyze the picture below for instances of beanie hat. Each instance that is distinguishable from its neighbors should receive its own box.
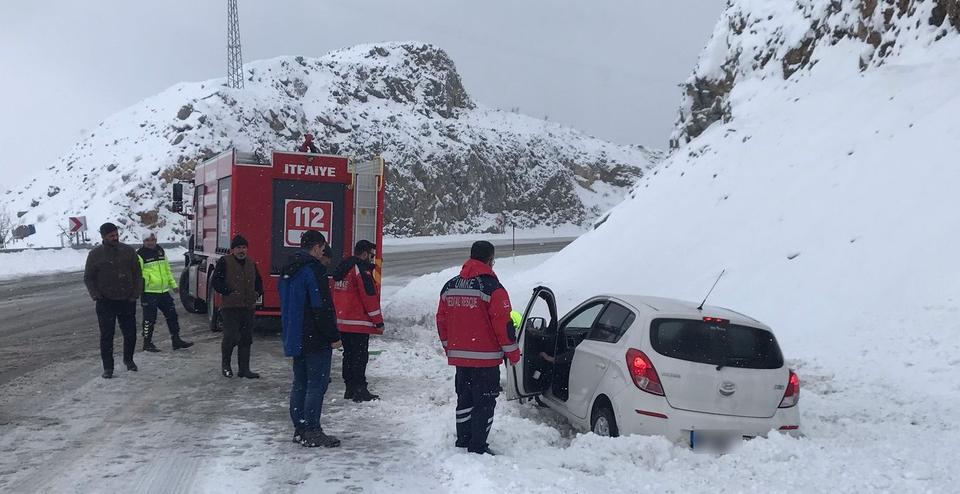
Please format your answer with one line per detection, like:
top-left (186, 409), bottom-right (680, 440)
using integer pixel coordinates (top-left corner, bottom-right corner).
top-left (230, 235), bottom-right (248, 249)
top-left (300, 230), bottom-right (326, 250)
top-left (99, 222), bottom-right (119, 235)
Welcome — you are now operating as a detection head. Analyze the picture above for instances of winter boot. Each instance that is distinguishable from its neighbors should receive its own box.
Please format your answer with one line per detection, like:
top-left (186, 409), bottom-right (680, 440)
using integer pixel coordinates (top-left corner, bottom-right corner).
top-left (102, 370), bottom-right (114, 379)
top-left (221, 352), bottom-right (233, 378)
top-left (124, 360), bottom-right (138, 372)
top-left (293, 426), bottom-right (305, 444)
top-left (141, 322), bottom-right (161, 353)
top-left (352, 387), bottom-right (379, 402)
top-left (301, 428), bottom-right (340, 448)
top-left (171, 333), bottom-right (194, 350)
top-left (343, 386), bottom-right (357, 401)
top-left (237, 344), bottom-right (260, 379)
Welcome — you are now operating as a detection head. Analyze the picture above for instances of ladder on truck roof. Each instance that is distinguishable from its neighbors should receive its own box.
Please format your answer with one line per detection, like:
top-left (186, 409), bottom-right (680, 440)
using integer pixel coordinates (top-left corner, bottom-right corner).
top-left (350, 157), bottom-right (384, 246)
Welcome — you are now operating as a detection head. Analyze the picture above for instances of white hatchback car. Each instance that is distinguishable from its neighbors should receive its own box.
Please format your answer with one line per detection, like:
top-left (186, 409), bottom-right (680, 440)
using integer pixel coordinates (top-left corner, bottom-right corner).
top-left (505, 287), bottom-right (800, 448)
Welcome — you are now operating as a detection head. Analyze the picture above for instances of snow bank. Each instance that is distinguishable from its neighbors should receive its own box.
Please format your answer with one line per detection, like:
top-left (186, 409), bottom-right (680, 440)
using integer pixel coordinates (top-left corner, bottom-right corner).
top-left (381, 244), bottom-right (958, 492)
top-left (376, 5), bottom-right (960, 490)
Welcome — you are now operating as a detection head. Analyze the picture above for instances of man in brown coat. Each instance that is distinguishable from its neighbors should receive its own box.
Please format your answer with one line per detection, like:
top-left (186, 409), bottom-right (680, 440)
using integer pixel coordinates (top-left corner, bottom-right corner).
top-left (211, 235), bottom-right (263, 378)
top-left (84, 222), bottom-right (143, 379)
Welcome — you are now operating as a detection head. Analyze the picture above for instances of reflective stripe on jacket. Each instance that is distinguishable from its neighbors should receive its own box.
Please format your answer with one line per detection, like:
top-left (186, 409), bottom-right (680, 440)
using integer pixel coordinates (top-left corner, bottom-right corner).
top-left (436, 259), bottom-right (519, 367)
top-left (333, 257), bottom-right (384, 335)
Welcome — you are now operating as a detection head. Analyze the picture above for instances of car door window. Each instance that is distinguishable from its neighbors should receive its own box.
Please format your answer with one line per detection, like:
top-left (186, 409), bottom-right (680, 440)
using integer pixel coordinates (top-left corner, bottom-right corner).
top-left (586, 302), bottom-right (635, 343)
top-left (560, 302), bottom-right (605, 349)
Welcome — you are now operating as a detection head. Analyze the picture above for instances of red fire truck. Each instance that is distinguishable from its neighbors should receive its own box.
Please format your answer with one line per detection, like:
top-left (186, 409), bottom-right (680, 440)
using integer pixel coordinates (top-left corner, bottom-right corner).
top-left (175, 149), bottom-right (385, 331)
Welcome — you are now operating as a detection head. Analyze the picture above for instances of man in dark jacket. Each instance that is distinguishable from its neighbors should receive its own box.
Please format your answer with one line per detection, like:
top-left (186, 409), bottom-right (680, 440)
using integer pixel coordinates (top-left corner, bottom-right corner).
top-left (436, 241), bottom-right (520, 455)
top-left (333, 240), bottom-right (384, 402)
top-left (137, 232), bottom-right (193, 352)
top-left (280, 230), bottom-right (342, 448)
top-left (84, 222), bottom-right (143, 379)
top-left (211, 234), bottom-right (263, 378)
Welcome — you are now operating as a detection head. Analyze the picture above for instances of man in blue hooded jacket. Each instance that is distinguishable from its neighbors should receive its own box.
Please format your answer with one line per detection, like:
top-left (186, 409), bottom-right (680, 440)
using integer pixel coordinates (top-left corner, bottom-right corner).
top-left (279, 230), bottom-right (342, 448)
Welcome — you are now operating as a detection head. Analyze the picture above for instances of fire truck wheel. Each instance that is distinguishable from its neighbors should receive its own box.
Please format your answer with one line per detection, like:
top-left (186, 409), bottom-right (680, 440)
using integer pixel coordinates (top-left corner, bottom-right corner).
top-left (208, 281), bottom-right (223, 332)
top-left (179, 269), bottom-right (206, 314)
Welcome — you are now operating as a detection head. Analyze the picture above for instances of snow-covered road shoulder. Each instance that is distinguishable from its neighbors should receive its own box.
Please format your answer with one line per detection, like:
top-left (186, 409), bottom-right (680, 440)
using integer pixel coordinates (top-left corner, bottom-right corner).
top-left (0, 247), bottom-right (186, 281)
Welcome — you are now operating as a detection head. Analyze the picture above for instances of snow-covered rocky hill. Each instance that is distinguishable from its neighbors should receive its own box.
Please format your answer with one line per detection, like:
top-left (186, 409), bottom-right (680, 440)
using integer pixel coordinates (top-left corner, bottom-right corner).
top-left (482, 0), bottom-right (958, 490)
top-left (3, 42), bottom-right (657, 246)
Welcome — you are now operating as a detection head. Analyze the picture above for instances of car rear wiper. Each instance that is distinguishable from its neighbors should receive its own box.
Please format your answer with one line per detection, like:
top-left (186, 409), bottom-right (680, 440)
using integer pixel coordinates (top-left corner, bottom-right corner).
top-left (715, 357), bottom-right (747, 371)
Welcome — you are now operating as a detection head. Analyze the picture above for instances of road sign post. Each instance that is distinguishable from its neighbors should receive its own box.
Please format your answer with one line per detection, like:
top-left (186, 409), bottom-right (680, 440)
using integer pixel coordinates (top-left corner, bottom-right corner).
top-left (68, 216), bottom-right (87, 247)
top-left (68, 216), bottom-right (87, 234)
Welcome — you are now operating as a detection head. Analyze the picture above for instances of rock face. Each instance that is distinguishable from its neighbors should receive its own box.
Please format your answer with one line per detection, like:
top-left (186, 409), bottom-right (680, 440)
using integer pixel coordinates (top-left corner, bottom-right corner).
top-left (671, 0), bottom-right (960, 148)
top-left (3, 42), bottom-right (657, 245)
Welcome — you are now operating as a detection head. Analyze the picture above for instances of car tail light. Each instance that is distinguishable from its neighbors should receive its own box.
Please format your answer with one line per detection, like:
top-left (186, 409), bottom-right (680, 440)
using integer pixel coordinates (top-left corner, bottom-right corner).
top-left (702, 316), bottom-right (729, 325)
top-left (626, 349), bottom-right (664, 396)
top-left (779, 369), bottom-right (800, 408)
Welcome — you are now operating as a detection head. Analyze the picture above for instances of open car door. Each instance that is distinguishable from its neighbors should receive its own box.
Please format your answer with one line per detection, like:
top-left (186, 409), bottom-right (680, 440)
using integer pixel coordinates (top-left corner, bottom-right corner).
top-left (505, 286), bottom-right (558, 401)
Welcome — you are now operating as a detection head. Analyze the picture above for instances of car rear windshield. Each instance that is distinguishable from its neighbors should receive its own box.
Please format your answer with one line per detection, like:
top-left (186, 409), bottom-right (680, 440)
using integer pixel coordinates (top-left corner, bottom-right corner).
top-left (649, 318), bottom-right (784, 369)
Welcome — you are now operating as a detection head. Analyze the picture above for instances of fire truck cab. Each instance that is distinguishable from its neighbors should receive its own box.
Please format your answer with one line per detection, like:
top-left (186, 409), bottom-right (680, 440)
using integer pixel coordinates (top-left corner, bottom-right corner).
top-left (177, 149), bottom-right (385, 331)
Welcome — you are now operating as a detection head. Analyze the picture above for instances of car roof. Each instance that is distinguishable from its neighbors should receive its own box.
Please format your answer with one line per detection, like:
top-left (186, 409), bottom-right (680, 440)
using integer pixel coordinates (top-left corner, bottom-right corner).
top-left (598, 294), bottom-right (768, 329)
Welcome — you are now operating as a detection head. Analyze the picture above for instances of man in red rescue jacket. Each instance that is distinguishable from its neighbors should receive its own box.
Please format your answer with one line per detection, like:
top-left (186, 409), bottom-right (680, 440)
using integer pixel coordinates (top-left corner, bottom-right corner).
top-left (332, 240), bottom-right (383, 402)
top-left (436, 241), bottom-right (519, 455)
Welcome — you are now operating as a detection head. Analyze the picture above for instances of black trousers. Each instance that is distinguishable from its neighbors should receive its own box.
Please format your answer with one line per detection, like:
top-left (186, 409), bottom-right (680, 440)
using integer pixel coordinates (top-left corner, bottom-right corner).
top-left (96, 299), bottom-right (137, 371)
top-left (341, 332), bottom-right (370, 390)
top-left (141, 292), bottom-right (180, 336)
top-left (221, 308), bottom-right (254, 370)
top-left (455, 366), bottom-right (501, 453)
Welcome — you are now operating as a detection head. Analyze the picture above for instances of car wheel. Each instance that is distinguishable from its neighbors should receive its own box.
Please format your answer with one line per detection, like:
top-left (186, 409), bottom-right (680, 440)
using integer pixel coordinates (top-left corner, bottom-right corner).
top-left (591, 401), bottom-right (619, 437)
top-left (208, 281), bottom-right (222, 332)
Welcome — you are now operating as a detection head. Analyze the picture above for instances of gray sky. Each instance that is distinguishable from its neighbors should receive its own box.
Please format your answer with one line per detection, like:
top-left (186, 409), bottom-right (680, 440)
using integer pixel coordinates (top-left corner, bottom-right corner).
top-left (0, 0), bottom-right (723, 189)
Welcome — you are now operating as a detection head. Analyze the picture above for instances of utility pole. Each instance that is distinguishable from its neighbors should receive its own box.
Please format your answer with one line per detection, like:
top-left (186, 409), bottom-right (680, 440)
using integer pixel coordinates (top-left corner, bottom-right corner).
top-left (226, 0), bottom-right (244, 89)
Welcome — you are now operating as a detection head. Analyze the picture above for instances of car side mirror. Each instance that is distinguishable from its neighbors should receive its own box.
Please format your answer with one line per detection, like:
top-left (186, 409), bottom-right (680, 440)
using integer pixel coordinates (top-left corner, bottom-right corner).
top-left (172, 182), bottom-right (184, 213)
top-left (526, 317), bottom-right (546, 332)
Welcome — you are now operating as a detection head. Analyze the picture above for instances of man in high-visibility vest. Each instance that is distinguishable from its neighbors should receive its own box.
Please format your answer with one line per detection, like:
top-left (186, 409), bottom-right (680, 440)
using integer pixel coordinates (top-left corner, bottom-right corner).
top-left (137, 232), bottom-right (193, 352)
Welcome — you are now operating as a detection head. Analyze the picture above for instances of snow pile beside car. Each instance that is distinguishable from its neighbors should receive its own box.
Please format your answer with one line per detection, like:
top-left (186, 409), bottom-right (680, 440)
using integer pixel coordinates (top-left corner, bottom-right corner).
top-left (379, 246), bottom-right (956, 492)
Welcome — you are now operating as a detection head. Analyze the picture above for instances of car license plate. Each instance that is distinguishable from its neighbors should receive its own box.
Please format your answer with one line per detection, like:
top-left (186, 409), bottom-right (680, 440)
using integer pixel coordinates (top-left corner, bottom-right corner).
top-left (690, 430), bottom-right (740, 452)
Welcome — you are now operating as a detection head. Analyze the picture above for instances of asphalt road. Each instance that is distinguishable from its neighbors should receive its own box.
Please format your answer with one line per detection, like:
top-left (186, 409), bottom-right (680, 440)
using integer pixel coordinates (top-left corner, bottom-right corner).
top-left (0, 238), bottom-right (573, 388)
top-left (0, 237), bottom-right (572, 492)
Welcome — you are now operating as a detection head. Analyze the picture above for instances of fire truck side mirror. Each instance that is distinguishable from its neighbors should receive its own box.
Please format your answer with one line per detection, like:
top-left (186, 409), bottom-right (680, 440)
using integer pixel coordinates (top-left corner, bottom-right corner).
top-left (172, 183), bottom-right (184, 213)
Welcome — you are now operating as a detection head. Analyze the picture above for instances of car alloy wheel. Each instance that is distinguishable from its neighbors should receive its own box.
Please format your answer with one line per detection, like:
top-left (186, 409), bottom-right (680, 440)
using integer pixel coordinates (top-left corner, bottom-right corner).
top-left (594, 416), bottom-right (611, 437)
top-left (591, 403), bottom-right (619, 437)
